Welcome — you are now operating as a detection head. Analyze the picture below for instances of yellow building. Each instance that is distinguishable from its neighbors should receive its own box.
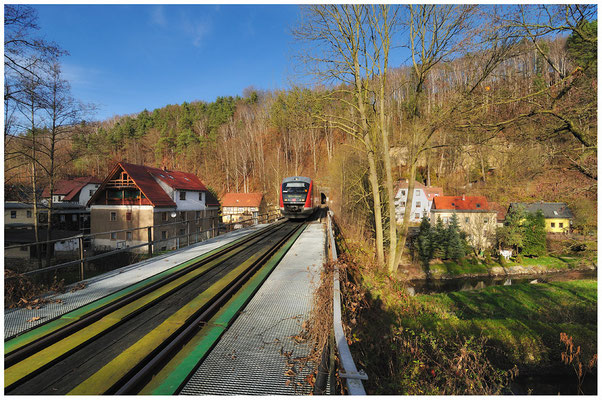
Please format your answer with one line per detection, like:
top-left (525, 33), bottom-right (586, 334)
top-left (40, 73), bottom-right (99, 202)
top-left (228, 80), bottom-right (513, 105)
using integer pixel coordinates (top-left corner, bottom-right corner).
top-left (508, 202), bottom-right (573, 233)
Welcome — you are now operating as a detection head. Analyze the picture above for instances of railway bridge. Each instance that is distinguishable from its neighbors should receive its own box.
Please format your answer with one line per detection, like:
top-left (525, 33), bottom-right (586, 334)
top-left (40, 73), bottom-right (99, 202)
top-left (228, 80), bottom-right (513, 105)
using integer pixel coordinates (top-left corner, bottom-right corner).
top-left (4, 211), bottom-right (365, 395)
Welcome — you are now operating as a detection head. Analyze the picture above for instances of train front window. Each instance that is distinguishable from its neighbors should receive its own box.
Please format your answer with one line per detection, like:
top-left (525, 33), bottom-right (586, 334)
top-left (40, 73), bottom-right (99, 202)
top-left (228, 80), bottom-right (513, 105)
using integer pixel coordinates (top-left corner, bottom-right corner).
top-left (282, 182), bottom-right (308, 194)
top-left (282, 182), bottom-right (309, 203)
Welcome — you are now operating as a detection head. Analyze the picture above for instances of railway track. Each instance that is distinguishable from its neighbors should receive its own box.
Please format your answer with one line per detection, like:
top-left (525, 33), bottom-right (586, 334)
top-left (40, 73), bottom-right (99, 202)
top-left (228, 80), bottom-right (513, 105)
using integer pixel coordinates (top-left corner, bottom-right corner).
top-left (5, 220), bottom-right (307, 395)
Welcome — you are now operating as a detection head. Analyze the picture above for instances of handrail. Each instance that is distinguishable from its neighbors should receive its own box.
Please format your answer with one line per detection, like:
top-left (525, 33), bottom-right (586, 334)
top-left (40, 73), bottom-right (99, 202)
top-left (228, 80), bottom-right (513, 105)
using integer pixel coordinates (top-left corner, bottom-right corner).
top-left (5, 212), bottom-right (282, 280)
top-left (327, 210), bottom-right (367, 395)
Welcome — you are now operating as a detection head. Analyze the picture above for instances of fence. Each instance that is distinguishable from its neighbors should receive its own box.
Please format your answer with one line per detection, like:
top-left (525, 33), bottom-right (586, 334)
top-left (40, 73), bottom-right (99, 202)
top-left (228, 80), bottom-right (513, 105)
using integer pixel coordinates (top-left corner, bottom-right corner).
top-left (5, 211), bottom-right (281, 285)
top-left (327, 210), bottom-right (367, 394)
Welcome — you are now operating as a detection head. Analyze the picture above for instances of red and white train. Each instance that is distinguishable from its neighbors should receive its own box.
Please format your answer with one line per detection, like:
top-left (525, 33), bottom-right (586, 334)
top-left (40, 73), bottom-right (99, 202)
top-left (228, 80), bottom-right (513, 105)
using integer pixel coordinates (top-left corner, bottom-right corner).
top-left (279, 176), bottom-right (320, 219)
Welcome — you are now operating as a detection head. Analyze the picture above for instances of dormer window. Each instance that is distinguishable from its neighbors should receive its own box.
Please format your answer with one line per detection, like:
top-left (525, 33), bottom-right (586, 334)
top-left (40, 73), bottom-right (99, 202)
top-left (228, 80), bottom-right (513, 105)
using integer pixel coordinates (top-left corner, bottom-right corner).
top-left (476, 203), bottom-right (481, 208)
top-left (180, 191), bottom-right (186, 200)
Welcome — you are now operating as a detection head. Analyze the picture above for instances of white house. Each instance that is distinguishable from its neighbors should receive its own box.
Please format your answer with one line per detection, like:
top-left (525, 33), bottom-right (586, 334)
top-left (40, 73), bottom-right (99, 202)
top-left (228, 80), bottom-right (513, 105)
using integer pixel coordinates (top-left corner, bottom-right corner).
top-left (394, 180), bottom-right (443, 223)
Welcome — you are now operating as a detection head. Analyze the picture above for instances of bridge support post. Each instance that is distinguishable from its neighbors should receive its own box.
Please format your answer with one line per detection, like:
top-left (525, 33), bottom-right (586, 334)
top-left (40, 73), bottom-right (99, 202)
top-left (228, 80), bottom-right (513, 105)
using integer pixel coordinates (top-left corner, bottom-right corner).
top-left (147, 227), bottom-right (153, 257)
top-left (78, 236), bottom-right (85, 281)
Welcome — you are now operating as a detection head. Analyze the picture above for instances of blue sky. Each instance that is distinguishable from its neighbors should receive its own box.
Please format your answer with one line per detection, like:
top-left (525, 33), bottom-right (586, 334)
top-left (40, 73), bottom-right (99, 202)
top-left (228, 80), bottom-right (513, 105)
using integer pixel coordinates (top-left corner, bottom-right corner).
top-left (32, 5), bottom-right (300, 121)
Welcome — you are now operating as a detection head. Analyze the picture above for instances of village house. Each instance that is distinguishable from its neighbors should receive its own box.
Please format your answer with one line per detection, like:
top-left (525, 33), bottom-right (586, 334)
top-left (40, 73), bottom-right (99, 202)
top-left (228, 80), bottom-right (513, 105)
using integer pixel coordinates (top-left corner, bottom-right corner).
top-left (221, 193), bottom-right (266, 225)
top-left (40, 177), bottom-right (102, 235)
top-left (508, 202), bottom-right (573, 233)
top-left (488, 201), bottom-right (507, 228)
top-left (87, 162), bottom-right (220, 252)
top-left (394, 180), bottom-right (443, 223)
top-left (430, 195), bottom-right (498, 251)
top-left (42, 176), bottom-right (102, 206)
top-left (4, 202), bottom-right (81, 260)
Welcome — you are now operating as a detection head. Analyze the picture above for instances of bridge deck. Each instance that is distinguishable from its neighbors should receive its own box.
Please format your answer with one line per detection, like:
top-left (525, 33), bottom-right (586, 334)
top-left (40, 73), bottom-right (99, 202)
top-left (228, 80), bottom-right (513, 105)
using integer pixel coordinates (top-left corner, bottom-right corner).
top-left (180, 220), bottom-right (324, 395)
top-left (4, 224), bottom-right (270, 339)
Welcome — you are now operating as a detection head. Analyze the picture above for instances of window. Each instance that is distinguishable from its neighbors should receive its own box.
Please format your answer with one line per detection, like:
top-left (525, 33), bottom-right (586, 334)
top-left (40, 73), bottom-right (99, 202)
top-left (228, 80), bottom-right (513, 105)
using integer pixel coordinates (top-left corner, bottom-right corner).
top-left (551, 222), bottom-right (555, 228)
top-left (484, 218), bottom-right (488, 223)
top-left (415, 190), bottom-right (420, 196)
top-left (465, 217), bottom-right (469, 223)
top-left (401, 202), bottom-right (406, 207)
top-left (559, 222), bottom-right (564, 228)
top-left (110, 212), bottom-right (116, 221)
top-left (196, 211), bottom-right (201, 220)
top-left (179, 228), bottom-right (186, 236)
top-left (126, 231), bottom-right (132, 241)
top-left (161, 231), bottom-right (167, 240)
top-left (180, 211), bottom-right (186, 220)
top-left (111, 232), bottom-right (117, 240)
top-left (10, 211), bottom-right (16, 219)
top-left (415, 213), bottom-right (420, 219)
top-left (26, 210), bottom-right (32, 218)
top-left (126, 212), bottom-right (132, 221)
top-left (238, 207), bottom-right (244, 213)
top-left (72, 214), bottom-right (78, 222)
top-left (180, 191), bottom-right (186, 200)
top-left (199, 192), bottom-right (203, 201)
top-left (416, 201), bottom-right (421, 208)
top-left (443, 217), bottom-right (449, 224)
top-left (89, 189), bottom-right (94, 196)
top-left (60, 215), bottom-right (66, 222)
top-left (162, 212), bottom-right (168, 221)
top-left (401, 190), bottom-right (406, 196)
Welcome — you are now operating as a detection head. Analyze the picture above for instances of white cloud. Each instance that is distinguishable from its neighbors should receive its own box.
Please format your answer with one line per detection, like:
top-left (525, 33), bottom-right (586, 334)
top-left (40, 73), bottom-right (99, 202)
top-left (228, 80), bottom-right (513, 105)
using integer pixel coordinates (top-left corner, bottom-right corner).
top-left (150, 6), bottom-right (167, 28)
top-left (61, 63), bottom-right (103, 88)
top-left (180, 12), bottom-right (212, 47)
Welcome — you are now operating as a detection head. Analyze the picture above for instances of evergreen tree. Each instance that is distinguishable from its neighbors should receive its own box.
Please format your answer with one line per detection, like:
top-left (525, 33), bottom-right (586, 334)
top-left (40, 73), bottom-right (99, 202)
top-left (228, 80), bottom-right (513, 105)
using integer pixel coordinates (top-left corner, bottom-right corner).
top-left (416, 217), bottom-right (433, 270)
top-left (431, 217), bottom-right (446, 259)
top-left (446, 213), bottom-right (465, 261)
top-left (522, 210), bottom-right (547, 256)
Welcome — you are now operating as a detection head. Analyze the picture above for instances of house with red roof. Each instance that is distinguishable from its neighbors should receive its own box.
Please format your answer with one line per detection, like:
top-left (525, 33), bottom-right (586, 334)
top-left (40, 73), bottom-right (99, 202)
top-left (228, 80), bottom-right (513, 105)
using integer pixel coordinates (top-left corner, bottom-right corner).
top-left (221, 193), bottom-right (266, 224)
top-left (42, 176), bottom-right (102, 206)
top-left (430, 195), bottom-right (498, 251)
top-left (87, 162), bottom-right (220, 252)
top-left (394, 179), bottom-right (443, 223)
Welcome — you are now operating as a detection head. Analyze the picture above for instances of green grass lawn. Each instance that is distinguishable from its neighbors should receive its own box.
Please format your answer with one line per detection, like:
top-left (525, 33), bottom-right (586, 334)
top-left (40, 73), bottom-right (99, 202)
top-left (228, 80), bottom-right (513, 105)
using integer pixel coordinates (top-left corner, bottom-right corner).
top-left (401, 280), bottom-right (597, 371)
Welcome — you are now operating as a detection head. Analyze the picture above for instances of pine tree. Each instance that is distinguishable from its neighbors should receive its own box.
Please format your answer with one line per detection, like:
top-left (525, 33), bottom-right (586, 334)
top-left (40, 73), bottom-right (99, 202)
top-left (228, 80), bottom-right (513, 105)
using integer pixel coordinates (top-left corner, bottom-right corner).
top-left (447, 213), bottom-right (465, 261)
top-left (432, 217), bottom-right (446, 259)
top-left (416, 217), bottom-right (433, 270)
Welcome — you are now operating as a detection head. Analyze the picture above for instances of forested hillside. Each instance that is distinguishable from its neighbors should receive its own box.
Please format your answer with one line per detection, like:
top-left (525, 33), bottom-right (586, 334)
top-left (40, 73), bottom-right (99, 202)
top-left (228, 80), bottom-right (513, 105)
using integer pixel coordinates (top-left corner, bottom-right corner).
top-left (5, 4), bottom-right (597, 249)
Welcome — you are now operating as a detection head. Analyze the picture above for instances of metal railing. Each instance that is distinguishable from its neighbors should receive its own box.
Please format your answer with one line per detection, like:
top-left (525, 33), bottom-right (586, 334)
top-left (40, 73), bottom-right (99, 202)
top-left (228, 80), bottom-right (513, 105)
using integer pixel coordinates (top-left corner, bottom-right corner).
top-left (327, 210), bottom-right (367, 395)
top-left (5, 211), bottom-right (282, 282)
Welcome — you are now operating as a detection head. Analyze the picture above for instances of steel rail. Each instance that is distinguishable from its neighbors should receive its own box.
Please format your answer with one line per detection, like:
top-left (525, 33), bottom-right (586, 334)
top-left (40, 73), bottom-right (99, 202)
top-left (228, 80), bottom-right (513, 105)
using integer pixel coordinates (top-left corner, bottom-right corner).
top-left (4, 222), bottom-right (286, 375)
top-left (328, 211), bottom-right (367, 395)
top-left (111, 221), bottom-right (307, 395)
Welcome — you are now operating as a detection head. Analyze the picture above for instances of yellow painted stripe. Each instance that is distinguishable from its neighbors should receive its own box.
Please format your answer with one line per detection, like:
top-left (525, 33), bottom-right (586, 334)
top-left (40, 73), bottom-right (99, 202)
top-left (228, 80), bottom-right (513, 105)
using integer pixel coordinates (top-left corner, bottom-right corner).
top-left (68, 253), bottom-right (262, 395)
top-left (4, 253), bottom-right (231, 389)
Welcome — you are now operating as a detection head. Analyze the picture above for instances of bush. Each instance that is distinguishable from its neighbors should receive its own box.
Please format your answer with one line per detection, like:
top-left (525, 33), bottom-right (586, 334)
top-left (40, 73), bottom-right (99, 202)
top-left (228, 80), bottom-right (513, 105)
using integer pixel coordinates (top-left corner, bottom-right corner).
top-left (483, 250), bottom-right (493, 265)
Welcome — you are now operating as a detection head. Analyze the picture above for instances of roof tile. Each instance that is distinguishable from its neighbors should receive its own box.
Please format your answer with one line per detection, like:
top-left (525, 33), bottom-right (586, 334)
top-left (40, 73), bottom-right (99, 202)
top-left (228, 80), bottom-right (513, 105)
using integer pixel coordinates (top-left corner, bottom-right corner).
top-left (221, 193), bottom-right (263, 208)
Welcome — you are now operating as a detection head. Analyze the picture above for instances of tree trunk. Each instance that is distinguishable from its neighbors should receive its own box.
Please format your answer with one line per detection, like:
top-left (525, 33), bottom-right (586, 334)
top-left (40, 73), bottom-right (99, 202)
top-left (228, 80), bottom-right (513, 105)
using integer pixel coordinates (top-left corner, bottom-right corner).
top-left (393, 162), bottom-right (417, 269)
top-left (365, 132), bottom-right (385, 265)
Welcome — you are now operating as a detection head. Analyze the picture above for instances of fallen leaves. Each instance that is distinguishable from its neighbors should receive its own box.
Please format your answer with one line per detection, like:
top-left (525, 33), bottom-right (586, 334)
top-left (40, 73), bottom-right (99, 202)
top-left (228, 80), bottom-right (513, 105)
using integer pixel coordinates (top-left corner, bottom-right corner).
top-left (27, 316), bottom-right (42, 323)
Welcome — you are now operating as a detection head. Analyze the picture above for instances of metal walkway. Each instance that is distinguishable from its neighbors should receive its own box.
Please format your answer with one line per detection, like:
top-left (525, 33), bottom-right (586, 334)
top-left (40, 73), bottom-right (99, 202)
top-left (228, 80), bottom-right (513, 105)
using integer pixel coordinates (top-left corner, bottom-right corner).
top-left (181, 221), bottom-right (325, 395)
top-left (4, 225), bottom-right (269, 339)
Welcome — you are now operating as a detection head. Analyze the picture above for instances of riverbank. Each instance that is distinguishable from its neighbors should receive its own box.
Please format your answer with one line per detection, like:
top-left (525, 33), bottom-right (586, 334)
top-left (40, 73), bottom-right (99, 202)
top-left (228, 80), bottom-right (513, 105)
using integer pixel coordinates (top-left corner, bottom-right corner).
top-left (402, 279), bottom-right (597, 378)
top-left (399, 255), bottom-right (596, 280)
